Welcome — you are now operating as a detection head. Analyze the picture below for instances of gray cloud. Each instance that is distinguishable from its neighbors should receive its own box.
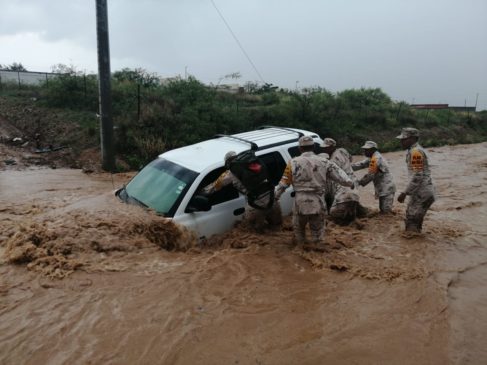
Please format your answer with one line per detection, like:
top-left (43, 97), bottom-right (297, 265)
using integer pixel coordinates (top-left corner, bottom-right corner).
top-left (1, 0), bottom-right (486, 109)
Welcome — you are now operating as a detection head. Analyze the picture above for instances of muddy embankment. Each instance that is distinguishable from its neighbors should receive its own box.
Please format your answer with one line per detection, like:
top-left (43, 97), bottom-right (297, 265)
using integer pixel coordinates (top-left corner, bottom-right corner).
top-left (1, 143), bottom-right (487, 364)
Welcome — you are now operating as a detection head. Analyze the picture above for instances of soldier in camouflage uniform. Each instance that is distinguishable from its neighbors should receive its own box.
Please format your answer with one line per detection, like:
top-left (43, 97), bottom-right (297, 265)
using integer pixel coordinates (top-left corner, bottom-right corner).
top-left (352, 141), bottom-right (396, 213)
top-left (202, 151), bottom-right (282, 232)
top-left (275, 136), bottom-right (354, 244)
top-left (320, 138), bottom-right (367, 224)
top-left (396, 128), bottom-right (436, 232)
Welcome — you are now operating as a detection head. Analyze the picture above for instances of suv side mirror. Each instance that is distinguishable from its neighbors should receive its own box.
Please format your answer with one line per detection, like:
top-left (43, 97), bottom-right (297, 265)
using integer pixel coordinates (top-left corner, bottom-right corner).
top-left (186, 195), bottom-right (212, 213)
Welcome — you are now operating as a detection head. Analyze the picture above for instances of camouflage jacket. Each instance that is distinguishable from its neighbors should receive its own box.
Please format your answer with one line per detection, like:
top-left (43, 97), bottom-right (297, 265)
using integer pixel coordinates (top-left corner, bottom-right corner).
top-left (403, 143), bottom-right (435, 197)
top-left (327, 148), bottom-right (359, 203)
top-left (352, 151), bottom-right (396, 197)
top-left (275, 151), bottom-right (353, 215)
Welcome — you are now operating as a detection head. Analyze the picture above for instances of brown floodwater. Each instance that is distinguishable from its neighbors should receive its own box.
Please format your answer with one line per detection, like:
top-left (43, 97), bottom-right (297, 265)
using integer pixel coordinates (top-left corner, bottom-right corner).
top-left (1, 143), bottom-right (486, 364)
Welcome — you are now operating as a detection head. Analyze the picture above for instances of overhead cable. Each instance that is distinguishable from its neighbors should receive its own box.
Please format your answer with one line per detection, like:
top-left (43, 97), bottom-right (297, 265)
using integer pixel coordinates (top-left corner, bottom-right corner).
top-left (210, 0), bottom-right (266, 84)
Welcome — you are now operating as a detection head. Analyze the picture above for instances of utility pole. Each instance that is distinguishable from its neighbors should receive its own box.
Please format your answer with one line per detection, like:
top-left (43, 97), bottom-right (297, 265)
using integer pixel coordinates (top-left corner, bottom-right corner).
top-left (95, 0), bottom-right (115, 171)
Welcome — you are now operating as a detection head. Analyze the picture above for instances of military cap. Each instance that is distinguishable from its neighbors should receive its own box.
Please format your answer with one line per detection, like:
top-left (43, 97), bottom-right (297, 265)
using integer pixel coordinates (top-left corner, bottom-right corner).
top-left (320, 137), bottom-right (336, 148)
top-left (224, 150), bottom-right (237, 162)
top-left (361, 141), bottom-right (378, 149)
top-left (298, 135), bottom-right (315, 147)
top-left (396, 127), bottom-right (419, 139)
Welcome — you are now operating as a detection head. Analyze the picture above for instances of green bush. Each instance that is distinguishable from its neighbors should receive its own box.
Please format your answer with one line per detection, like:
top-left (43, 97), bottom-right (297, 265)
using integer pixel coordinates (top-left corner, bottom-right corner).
top-left (3, 68), bottom-right (487, 167)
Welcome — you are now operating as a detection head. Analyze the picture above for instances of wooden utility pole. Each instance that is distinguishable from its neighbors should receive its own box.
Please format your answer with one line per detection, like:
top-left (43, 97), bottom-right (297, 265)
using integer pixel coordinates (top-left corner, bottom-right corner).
top-left (95, 0), bottom-right (115, 171)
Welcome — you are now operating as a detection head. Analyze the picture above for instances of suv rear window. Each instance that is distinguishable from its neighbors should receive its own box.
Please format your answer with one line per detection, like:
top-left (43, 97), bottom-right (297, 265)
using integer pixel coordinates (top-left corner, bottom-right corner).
top-left (258, 151), bottom-right (286, 185)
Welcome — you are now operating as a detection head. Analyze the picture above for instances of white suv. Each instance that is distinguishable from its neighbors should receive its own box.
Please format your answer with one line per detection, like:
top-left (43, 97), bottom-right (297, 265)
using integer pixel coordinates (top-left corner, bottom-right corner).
top-left (116, 126), bottom-right (323, 239)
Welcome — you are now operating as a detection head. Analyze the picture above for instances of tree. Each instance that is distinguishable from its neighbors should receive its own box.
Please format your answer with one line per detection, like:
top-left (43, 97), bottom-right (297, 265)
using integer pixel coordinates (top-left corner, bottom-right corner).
top-left (244, 81), bottom-right (259, 93)
top-left (112, 67), bottom-right (160, 87)
top-left (6, 62), bottom-right (27, 71)
top-left (51, 63), bottom-right (82, 76)
top-left (255, 83), bottom-right (278, 94)
top-left (216, 71), bottom-right (241, 86)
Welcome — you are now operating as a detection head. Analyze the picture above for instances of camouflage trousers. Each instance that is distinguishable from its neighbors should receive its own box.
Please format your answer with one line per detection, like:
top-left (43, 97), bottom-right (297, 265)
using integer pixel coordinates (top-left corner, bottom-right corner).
top-left (405, 194), bottom-right (435, 232)
top-left (245, 203), bottom-right (282, 233)
top-left (379, 193), bottom-right (394, 213)
top-left (329, 201), bottom-right (368, 225)
top-left (330, 202), bottom-right (355, 225)
top-left (292, 212), bottom-right (325, 243)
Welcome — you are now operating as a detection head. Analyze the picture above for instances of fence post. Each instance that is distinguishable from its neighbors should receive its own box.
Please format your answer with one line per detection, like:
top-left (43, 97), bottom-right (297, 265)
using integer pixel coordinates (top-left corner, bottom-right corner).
top-left (17, 71), bottom-right (21, 89)
top-left (45, 73), bottom-right (48, 86)
top-left (84, 73), bottom-right (87, 105)
top-left (396, 102), bottom-right (403, 121)
top-left (137, 83), bottom-right (141, 121)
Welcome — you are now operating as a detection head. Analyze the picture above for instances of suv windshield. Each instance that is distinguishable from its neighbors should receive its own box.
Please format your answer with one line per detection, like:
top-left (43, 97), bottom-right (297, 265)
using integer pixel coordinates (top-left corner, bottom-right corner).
top-left (122, 158), bottom-right (198, 217)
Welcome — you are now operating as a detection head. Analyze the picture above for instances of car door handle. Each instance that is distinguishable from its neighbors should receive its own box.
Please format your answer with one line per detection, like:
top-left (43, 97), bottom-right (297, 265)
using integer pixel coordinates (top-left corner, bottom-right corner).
top-left (233, 207), bottom-right (245, 216)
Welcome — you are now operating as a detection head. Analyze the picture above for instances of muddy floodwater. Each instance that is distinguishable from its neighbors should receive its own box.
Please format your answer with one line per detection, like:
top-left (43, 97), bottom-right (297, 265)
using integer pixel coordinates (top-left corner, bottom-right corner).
top-left (1, 143), bottom-right (487, 364)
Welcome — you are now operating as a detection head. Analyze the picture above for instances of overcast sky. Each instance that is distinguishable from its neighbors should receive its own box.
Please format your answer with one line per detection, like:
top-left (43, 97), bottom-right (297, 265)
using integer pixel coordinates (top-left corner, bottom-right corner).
top-left (1, 0), bottom-right (486, 109)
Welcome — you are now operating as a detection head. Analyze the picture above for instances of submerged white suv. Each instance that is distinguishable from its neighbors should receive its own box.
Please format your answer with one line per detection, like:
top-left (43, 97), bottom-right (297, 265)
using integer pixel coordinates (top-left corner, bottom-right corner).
top-left (116, 126), bottom-right (323, 239)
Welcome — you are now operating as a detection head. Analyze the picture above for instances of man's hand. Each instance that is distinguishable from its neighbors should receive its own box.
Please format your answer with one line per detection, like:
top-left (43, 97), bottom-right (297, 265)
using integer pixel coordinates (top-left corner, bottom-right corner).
top-left (397, 192), bottom-right (407, 203)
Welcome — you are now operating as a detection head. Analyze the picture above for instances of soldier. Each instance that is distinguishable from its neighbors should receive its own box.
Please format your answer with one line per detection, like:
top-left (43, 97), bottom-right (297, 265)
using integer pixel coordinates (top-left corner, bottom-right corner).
top-left (352, 141), bottom-right (396, 213)
top-left (202, 151), bottom-right (282, 232)
top-left (275, 136), bottom-right (354, 244)
top-left (320, 138), bottom-right (366, 224)
top-left (396, 128), bottom-right (436, 232)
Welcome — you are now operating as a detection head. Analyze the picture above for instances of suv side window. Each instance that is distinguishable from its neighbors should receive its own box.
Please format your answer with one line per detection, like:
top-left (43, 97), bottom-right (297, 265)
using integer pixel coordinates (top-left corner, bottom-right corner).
top-left (288, 143), bottom-right (321, 158)
top-left (196, 167), bottom-right (239, 206)
top-left (258, 151), bottom-right (286, 186)
top-left (193, 151), bottom-right (286, 206)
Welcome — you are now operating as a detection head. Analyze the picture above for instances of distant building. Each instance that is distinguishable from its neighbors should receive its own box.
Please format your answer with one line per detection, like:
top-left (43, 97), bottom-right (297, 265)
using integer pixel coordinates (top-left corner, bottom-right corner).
top-left (411, 103), bottom-right (476, 112)
top-left (448, 106), bottom-right (476, 112)
top-left (410, 104), bottom-right (449, 110)
top-left (215, 83), bottom-right (244, 94)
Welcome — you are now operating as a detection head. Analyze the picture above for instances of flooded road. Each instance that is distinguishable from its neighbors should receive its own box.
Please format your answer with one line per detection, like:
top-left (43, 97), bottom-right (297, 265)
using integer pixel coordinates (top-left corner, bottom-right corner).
top-left (1, 143), bottom-right (486, 364)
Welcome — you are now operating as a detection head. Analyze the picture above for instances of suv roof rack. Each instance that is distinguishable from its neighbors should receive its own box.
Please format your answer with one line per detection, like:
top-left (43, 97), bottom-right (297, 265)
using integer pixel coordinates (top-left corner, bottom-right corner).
top-left (214, 134), bottom-right (258, 150)
top-left (258, 125), bottom-right (305, 137)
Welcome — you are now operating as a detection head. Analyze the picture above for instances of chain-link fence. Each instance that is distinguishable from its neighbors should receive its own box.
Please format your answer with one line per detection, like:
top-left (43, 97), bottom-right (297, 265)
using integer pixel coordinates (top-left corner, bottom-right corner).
top-left (0, 70), bottom-right (63, 88)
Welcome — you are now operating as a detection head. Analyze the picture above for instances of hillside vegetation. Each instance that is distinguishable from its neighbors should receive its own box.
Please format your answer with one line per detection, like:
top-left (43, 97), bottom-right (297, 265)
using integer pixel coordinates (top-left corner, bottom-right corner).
top-left (1, 68), bottom-right (486, 170)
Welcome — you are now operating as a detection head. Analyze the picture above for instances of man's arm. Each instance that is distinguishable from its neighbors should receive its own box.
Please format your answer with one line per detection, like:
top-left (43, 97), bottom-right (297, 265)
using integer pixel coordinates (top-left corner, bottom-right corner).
top-left (352, 158), bottom-right (370, 171)
top-left (358, 155), bottom-right (379, 186)
top-left (274, 161), bottom-right (293, 200)
top-left (201, 170), bottom-right (233, 195)
top-left (327, 162), bottom-right (354, 188)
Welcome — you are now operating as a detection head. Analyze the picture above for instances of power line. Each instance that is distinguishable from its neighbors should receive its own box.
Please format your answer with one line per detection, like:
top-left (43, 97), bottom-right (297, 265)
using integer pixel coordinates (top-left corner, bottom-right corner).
top-left (210, 0), bottom-right (265, 84)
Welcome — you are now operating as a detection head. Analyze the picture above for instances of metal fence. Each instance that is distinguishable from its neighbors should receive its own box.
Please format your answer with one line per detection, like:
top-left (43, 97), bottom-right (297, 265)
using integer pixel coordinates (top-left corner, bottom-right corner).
top-left (0, 70), bottom-right (63, 88)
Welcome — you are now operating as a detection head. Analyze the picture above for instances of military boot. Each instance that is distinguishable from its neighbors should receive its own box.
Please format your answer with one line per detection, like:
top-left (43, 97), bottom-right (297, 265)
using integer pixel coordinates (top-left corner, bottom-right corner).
top-left (405, 220), bottom-right (421, 232)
